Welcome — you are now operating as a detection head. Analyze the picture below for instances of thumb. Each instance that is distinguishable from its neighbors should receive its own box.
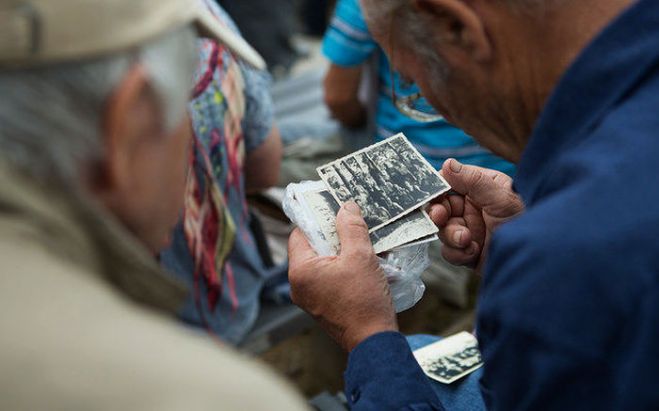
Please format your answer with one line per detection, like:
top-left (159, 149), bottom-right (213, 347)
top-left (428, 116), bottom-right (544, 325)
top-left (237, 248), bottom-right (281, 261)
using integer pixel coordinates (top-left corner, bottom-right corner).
top-left (335, 201), bottom-right (373, 257)
top-left (441, 159), bottom-right (514, 210)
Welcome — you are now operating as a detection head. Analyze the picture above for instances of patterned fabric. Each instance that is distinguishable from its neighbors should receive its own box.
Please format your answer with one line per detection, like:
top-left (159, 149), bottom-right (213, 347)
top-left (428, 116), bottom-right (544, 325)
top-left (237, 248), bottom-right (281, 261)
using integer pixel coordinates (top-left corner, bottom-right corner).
top-left (322, 0), bottom-right (515, 175)
top-left (160, 0), bottom-right (275, 344)
top-left (182, 134), bottom-right (235, 312)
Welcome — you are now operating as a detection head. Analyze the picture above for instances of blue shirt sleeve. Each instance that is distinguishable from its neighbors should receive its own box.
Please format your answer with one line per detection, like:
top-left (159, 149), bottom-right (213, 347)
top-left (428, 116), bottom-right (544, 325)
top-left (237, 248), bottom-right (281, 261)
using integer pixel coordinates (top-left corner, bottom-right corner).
top-left (345, 332), bottom-right (444, 410)
top-left (322, 0), bottom-right (378, 67)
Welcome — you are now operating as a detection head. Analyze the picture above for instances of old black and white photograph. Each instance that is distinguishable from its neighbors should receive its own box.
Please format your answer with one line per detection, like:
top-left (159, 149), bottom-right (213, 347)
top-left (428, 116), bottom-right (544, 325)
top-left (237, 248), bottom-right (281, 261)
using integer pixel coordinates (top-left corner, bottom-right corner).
top-left (301, 187), bottom-right (439, 255)
top-left (413, 332), bottom-right (483, 385)
top-left (369, 210), bottom-right (438, 254)
top-left (301, 188), bottom-right (342, 255)
top-left (317, 133), bottom-right (450, 232)
top-left (391, 234), bottom-right (439, 251)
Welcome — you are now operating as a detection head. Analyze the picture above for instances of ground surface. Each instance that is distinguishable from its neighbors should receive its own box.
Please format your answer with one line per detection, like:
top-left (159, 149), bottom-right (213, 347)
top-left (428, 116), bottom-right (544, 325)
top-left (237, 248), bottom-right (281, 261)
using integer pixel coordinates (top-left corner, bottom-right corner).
top-left (259, 276), bottom-right (479, 398)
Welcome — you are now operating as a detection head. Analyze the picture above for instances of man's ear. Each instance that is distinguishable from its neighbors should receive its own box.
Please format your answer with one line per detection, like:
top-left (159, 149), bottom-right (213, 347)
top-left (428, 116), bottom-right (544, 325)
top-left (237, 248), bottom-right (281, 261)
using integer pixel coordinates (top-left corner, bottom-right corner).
top-left (411, 0), bottom-right (492, 63)
top-left (98, 64), bottom-right (156, 193)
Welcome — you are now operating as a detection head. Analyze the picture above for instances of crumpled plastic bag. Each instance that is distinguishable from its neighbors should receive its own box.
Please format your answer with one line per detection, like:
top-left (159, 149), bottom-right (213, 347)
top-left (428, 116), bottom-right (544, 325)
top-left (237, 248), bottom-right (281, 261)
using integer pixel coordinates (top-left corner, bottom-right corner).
top-left (284, 181), bottom-right (429, 312)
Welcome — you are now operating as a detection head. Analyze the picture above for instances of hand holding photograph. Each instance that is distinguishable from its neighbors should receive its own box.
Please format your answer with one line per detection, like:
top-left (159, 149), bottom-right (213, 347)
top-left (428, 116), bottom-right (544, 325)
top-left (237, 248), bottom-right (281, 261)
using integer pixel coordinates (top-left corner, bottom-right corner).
top-left (299, 186), bottom-right (438, 255)
top-left (317, 133), bottom-right (450, 232)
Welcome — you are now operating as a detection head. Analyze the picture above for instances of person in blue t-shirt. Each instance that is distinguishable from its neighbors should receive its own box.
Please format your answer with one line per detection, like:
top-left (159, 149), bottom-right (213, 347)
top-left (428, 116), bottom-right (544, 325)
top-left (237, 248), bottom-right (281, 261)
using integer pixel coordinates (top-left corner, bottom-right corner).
top-left (322, 0), bottom-right (514, 174)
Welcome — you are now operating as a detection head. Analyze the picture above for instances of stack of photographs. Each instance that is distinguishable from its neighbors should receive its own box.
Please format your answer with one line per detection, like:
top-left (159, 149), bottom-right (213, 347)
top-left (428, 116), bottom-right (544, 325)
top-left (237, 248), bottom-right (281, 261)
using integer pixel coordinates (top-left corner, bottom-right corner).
top-left (296, 133), bottom-right (451, 255)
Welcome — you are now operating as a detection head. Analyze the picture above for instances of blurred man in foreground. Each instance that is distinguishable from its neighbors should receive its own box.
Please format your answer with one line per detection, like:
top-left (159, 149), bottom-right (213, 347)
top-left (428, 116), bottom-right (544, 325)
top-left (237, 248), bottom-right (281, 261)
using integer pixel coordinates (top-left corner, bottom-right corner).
top-left (289, 0), bottom-right (659, 409)
top-left (0, 0), bottom-right (305, 409)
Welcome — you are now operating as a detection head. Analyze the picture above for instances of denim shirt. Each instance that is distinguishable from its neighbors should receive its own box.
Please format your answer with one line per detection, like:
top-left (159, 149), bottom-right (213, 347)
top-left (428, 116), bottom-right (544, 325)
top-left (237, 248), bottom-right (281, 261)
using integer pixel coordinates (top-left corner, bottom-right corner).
top-left (346, 0), bottom-right (659, 409)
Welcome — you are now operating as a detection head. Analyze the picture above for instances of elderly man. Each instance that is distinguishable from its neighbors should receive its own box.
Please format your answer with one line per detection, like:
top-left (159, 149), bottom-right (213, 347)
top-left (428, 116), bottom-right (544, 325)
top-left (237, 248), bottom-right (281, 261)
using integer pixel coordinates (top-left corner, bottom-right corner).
top-left (289, 0), bottom-right (659, 410)
top-left (0, 0), bottom-right (306, 409)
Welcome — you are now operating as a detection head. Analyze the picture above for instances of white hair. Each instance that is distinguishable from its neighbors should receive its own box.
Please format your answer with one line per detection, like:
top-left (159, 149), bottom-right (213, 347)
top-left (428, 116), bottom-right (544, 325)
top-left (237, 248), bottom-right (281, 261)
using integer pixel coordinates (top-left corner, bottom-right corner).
top-left (0, 26), bottom-right (197, 183)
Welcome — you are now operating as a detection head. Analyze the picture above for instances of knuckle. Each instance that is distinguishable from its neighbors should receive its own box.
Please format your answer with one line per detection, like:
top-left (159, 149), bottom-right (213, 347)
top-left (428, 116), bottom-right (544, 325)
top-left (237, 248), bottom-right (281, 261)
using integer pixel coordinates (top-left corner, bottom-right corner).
top-left (448, 195), bottom-right (464, 215)
top-left (344, 214), bottom-right (369, 231)
top-left (289, 290), bottom-right (300, 305)
top-left (442, 247), bottom-right (476, 266)
top-left (288, 274), bottom-right (302, 291)
top-left (469, 169), bottom-right (488, 191)
top-left (288, 265), bottom-right (308, 288)
top-left (429, 208), bottom-right (447, 227)
top-left (437, 231), bottom-right (450, 244)
top-left (347, 244), bottom-right (375, 261)
top-left (491, 171), bottom-right (512, 187)
top-left (447, 216), bottom-right (467, 227)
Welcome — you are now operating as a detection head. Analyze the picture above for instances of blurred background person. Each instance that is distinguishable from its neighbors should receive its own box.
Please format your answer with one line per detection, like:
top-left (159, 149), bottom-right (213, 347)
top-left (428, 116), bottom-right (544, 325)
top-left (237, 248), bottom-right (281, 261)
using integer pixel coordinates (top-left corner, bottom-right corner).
top-left (322, 0), bottom-right (515, 174)
top-left (160, 0), bottom-right (285, 345)
top-left (0, 0), bottom-right (305, 408)
top-left (217, 0), bottom-right (298, 77)
top-left (301, 0), bottom-right (334, 37)
top-left (217, 0), bottom-right (336, 78)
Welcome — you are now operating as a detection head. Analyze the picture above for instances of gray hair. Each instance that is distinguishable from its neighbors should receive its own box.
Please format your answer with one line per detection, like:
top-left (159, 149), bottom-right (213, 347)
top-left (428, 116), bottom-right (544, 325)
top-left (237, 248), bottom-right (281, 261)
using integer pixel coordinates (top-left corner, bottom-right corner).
top-left (363, 0), bottom-right (561, 49)
top-left (363, 0), bottom-right (557, 81)
top-left (0, 25), bottom-right (197, 183)
top-left (361, 0), bottom-right (449, 81)
top-left (364, 0), bottom-right (556, 22)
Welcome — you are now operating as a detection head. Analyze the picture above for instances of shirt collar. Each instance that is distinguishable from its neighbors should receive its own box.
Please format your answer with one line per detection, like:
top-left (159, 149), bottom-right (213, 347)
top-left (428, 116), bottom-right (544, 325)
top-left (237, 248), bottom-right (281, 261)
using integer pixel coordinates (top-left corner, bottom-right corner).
top-left (515, 0), bottom-right (659, 203)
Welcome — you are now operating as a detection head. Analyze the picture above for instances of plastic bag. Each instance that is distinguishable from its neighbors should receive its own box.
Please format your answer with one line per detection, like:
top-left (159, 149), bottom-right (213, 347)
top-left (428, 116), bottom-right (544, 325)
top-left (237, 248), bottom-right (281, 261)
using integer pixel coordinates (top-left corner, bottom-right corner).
top-left (284, 181), bottom-right (429, 312)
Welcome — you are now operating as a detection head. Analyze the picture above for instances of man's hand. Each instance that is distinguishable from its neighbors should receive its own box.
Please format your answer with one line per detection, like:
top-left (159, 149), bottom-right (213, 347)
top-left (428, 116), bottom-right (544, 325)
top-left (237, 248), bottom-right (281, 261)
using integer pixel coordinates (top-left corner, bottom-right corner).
top-left (428, 159), bottom-right (525, 271)
top-left (288, 202), bottom-right (398, 351)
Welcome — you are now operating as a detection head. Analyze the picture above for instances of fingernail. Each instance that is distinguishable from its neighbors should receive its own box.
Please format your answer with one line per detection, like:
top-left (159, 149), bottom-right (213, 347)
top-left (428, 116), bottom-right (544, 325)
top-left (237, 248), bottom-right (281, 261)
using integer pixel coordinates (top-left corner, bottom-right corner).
top-left (344, 201), bottom-right (360, 215)
top-left (449, 159), bottom-right (462, 173)
top-left (453, 229), bottom-right (463, 245)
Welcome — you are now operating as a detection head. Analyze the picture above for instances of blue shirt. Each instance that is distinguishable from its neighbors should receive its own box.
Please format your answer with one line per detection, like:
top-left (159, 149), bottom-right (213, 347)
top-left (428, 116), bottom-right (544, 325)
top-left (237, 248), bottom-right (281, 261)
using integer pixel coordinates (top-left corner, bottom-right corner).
top-left (322, 0), bottom-right (514, 174)
top-left (345, 0), bottom-right (659, 409)
top-left (160, 1), bottom-right (276, 345)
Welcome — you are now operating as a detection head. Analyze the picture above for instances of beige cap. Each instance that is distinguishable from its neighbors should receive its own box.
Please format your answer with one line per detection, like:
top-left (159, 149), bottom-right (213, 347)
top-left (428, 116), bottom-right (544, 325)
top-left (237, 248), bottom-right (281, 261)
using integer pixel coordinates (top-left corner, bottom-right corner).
top-left (0, 0), bottom-right (266, 70)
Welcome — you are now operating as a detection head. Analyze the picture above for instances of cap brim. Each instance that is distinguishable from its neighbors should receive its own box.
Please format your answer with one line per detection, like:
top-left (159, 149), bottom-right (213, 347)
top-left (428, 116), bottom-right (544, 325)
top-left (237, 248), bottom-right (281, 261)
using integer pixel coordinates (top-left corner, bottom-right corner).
top-left (193, 7), bottom-right (266, 71)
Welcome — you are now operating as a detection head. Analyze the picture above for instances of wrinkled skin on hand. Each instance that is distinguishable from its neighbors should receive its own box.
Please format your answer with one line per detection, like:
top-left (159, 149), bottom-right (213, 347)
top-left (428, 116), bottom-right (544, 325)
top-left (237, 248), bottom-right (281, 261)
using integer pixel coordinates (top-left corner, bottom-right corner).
top-left (288, 202), bottom-right (398, 352)
top-left (428, 159), bottom-right (525, 272)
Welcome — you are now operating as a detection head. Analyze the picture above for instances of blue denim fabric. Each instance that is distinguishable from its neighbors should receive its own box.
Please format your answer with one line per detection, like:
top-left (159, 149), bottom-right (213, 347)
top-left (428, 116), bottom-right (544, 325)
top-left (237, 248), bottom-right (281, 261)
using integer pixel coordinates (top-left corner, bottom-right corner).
top-left (407, 335), bottom-right (486, 411)
top-left (345, 332), bottom-right (444, 410)
top-left (477, 0), bottom-right (659, 408)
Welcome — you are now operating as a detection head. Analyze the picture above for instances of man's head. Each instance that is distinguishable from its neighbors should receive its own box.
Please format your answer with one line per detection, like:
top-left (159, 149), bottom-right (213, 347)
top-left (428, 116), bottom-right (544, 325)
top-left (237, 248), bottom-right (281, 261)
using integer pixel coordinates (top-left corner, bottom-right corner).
top-left (0, 0), bottom-right (264, 252)
top-left (0, 27), bottom-right (197, 252)
top-left (360, 0), bottom-right (633, 161)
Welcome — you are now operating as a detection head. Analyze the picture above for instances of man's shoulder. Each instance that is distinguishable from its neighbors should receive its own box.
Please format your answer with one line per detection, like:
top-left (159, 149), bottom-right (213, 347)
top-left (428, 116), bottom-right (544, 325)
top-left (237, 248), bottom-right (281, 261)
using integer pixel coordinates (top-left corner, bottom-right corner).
top-left (0, 234), bottom-right (305, 410)
top-left (478, 94), bottom-right (659, 397)
top-left (515, 76), bottom-right (659, 256)
top-left (481, 127), bottom-right (659, 354)
top-left (488, 165), bottom-right (659, 289)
